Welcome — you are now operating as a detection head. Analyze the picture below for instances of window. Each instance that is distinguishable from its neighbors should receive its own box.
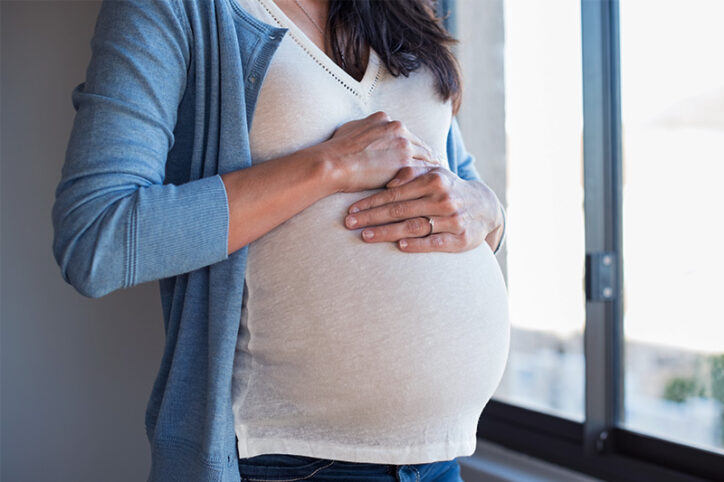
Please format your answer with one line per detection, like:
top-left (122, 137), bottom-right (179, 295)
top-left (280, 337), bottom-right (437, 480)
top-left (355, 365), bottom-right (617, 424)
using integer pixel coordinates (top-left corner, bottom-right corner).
top-left (455, 0), bottom-right (586, 422)
top-left (619, 0), bottom-right (724, 454)
top-left (444, 0), bottom-right (724, 479)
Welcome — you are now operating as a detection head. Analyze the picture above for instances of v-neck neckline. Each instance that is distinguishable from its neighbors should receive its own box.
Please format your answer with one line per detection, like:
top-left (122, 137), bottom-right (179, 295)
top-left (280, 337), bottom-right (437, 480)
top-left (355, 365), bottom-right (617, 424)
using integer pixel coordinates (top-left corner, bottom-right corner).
top-left (256, 0), bottom-right (382, 100)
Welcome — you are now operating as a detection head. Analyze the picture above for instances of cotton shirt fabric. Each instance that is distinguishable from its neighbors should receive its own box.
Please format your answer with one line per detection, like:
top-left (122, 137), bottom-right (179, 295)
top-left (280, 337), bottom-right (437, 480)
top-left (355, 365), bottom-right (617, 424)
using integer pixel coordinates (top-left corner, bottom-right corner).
top-left (50, 0), bottom-right (507, 480)
top-left (232, 0), bottom-right (510, 464)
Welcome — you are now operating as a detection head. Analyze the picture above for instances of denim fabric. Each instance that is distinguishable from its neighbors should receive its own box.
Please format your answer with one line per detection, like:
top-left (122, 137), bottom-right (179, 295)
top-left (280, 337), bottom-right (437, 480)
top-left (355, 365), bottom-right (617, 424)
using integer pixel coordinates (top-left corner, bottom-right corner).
top-left (50, 0), bottom-right (498, 480)
top-left (238, 454), bottom-right (463, 482)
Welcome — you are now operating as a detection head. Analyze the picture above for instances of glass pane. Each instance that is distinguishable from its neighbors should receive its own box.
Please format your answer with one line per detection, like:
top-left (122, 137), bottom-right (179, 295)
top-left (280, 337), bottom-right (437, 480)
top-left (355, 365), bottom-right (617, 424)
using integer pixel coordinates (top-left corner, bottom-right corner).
top-left (455, 0), bottom-right (585, 420)
top-left (620, 0), bottom-right (724, 453)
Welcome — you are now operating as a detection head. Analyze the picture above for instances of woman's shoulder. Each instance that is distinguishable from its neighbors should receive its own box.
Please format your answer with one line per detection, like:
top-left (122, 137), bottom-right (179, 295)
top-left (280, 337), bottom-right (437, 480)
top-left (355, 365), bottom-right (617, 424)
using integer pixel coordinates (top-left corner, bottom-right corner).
top-left (176, 0), bottom-right (283, 44)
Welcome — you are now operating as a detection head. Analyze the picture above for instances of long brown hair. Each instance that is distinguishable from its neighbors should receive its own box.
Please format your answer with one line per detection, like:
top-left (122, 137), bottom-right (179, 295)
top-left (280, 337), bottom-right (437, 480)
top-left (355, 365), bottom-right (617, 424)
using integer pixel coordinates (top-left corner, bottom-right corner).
top-left (325, 0), bottom-right (463, 115)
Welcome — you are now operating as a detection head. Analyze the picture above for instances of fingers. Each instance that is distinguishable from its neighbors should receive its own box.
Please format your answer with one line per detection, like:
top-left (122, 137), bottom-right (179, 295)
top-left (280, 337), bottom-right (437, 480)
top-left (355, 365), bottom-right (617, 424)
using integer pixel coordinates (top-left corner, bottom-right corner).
top-left (348, 168), bottom-right (447, 214)
top-left (356, 214), bottom-right (467, 244)
top-left (367, 110), bottom-right (392, 123)
top-left (369, 117), bottom-right (437, 165)
top-left (358, 217), bottom-right (432, 242)
top-left (350, 112), bottom-right (437, 165)
top-left (344, 192), bottom-right (461, 231)
top-left (402, 125), bottom-right (436, 163)
top-left (408, 140), bottom-right (438, 165)
top-left (386, 166), bottom-right (433, 188)
top-left (345, 197), bottom-right (435, 229)
top-left (397, 232), bottom-right (469, 253)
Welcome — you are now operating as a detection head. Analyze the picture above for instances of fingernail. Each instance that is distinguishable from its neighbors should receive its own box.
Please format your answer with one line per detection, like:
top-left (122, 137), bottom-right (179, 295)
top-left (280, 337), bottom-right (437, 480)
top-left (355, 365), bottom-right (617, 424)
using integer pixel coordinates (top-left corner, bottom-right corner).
top-left (362, 230), bottom-right (374, 239)
top-left (399, 239), bottom-right (407, 248)
top-left (349, 206), bottom-right (360, 214)
top-left (346, 216), bottom-right (357, 227)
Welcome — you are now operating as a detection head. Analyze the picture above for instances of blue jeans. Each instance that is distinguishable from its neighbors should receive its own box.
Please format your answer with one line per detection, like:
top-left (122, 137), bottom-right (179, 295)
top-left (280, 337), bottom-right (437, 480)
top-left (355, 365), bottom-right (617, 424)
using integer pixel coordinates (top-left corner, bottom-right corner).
top-left (237, 453), bottom-right (464, 481)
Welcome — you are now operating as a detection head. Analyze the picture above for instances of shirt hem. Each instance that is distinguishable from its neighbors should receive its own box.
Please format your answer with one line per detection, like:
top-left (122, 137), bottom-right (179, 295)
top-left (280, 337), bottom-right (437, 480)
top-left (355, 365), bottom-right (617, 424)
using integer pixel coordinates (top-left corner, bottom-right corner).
top-left (236, 433), bottom-right (477, 465)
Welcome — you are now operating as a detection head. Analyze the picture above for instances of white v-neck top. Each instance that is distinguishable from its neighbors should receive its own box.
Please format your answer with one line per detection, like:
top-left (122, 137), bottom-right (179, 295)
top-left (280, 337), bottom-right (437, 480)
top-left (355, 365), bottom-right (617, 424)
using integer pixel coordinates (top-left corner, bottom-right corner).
top-left (232, 0), bottom-right (511, 465)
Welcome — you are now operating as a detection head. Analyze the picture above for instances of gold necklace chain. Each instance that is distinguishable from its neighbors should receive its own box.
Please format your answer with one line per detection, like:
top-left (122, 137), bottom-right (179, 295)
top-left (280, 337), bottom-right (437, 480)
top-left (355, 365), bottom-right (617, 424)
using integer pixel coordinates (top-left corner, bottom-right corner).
top-left (291, 0), bottom-right (347, 68)
top-left (292, 0), bottom-right (325, 35)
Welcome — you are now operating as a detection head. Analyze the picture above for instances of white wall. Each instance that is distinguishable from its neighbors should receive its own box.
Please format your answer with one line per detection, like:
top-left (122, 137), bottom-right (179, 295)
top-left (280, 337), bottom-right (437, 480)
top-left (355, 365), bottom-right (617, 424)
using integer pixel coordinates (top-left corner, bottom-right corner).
top-left (455, 0), bottom-right (508, 275)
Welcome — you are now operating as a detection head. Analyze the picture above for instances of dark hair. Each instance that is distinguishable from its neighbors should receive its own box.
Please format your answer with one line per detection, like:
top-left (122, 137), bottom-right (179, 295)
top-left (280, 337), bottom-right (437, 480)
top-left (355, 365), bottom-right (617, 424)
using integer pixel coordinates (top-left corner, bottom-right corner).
top-left (326, 0), bottom-right (463, 115)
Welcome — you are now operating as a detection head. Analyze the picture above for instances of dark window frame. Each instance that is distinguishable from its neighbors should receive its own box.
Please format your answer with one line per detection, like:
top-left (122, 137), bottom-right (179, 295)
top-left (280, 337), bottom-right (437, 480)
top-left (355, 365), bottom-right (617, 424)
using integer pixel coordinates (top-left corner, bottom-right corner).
top-left (436, 0), bottom-right (724, 479)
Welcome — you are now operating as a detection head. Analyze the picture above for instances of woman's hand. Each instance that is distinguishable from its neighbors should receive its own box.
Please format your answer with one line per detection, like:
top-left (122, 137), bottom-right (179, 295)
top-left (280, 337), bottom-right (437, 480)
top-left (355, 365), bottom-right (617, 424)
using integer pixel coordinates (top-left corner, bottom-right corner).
top-left (320, 111), bottom-right (442, 193)
top-left (343, 167), bottom-right (504, 253)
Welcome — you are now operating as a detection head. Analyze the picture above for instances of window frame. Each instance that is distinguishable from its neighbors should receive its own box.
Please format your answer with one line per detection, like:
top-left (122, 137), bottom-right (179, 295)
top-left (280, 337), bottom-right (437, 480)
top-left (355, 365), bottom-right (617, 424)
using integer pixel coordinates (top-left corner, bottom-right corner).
top-left (437, 0), bottom-right (724, 479)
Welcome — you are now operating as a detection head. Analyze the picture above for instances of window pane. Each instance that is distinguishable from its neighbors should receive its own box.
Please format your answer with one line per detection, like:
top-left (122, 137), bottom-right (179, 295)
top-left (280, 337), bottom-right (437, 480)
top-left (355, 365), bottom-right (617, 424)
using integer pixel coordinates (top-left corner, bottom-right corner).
top-left (455, 0), bottom-right (585, 421)
top-left (620, 0), bottom-right (724, 453)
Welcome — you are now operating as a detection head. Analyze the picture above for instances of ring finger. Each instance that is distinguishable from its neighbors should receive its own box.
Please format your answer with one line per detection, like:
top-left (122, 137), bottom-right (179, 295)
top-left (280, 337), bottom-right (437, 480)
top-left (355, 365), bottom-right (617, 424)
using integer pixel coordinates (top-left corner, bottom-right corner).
top-left (359, 215), bottom-right (454, 243)
top-left (345, 196), bottom-right (446, 230)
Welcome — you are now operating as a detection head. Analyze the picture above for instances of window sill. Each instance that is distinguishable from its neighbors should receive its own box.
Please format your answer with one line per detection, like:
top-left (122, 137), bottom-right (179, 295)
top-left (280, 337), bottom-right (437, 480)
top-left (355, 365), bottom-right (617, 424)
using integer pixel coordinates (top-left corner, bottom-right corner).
top-left (458, 439), bottom-right (603, 482)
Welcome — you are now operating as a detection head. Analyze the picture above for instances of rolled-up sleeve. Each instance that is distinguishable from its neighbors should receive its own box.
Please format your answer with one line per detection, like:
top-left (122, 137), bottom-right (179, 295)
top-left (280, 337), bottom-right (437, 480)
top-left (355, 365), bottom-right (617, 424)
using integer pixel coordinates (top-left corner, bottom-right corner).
top-left (447, 116), bottom-right (506, 255)
top-left (51, 0), bottom-right (229, 299)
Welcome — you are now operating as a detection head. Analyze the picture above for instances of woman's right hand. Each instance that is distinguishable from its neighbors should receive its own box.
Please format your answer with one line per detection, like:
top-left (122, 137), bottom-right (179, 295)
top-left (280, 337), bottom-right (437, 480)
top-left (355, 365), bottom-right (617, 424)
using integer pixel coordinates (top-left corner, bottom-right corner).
top-left (317, 111), bottom-right (442, 193)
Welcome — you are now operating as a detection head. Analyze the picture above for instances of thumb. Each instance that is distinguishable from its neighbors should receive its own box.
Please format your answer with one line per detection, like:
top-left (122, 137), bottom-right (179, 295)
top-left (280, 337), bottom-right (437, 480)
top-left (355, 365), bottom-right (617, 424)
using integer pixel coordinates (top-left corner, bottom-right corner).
top-left (386, 166), bottom-right (434, 188)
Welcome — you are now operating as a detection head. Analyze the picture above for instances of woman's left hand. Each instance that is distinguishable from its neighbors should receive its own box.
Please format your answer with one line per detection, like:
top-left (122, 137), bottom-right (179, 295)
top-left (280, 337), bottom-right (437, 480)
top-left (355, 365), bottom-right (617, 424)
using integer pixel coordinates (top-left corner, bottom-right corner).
top-left (343, 166), bottom-right (504, 253)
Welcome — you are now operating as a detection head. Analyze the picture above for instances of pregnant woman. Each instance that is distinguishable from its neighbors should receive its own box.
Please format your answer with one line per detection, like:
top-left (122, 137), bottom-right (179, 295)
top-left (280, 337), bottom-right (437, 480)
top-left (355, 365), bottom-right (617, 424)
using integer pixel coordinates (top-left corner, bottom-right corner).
top-left (51, 0), bottom-right (509, 481)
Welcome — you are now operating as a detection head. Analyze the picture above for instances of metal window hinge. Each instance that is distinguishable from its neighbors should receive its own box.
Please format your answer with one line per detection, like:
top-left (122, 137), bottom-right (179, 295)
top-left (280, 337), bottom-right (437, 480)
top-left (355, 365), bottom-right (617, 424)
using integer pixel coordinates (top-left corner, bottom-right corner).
top-left (586, 251), bottom-right (617, 301)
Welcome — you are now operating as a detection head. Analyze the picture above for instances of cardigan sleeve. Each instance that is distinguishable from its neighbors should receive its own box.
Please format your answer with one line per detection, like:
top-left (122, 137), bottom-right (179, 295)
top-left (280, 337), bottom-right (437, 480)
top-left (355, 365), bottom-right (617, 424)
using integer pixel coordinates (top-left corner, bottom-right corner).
top-left (51, 0), bottom-right (230, 298)
top-left (447, 116), bottom-right (507, 255)
top-left (447, 116), bottom-right (482, 183)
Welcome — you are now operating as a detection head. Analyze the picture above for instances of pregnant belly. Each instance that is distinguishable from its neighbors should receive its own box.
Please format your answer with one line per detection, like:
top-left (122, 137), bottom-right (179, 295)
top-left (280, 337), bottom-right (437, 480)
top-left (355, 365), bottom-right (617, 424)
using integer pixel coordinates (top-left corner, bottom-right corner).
top-left (241, 189), bottom-right (511, 431)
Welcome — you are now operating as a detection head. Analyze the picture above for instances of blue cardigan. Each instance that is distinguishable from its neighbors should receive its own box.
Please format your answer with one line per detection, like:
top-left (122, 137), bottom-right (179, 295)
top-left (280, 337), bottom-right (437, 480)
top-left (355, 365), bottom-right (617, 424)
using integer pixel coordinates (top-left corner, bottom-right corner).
top-left (51, 0), bottom-right (502, 480)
